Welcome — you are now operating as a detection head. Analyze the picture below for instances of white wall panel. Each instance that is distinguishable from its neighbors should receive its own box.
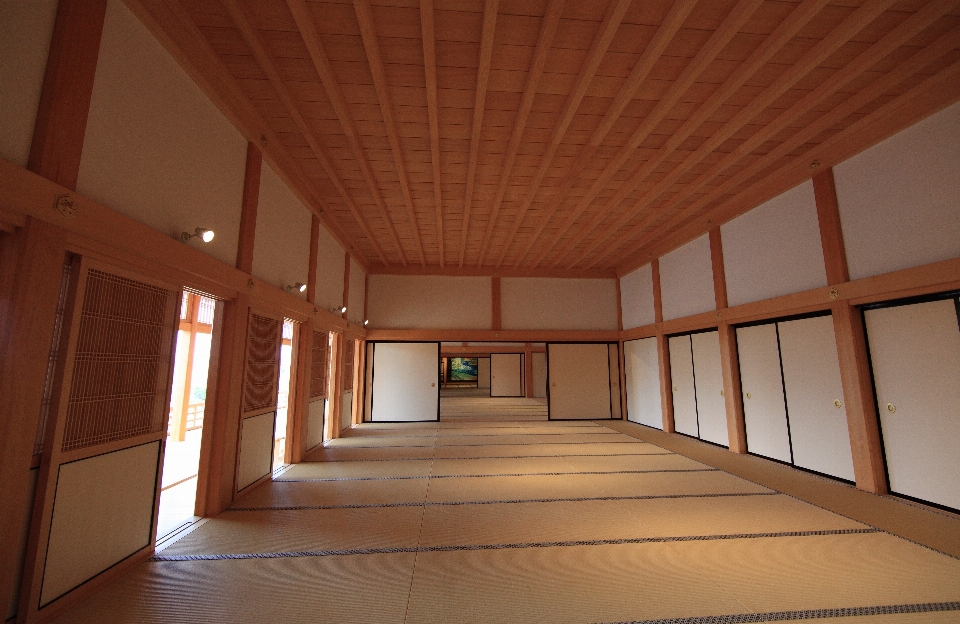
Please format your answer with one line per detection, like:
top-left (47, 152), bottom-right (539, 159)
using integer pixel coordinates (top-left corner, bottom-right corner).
top-left (252, 162), bottom-right (311, 295)
top-left (368, 275), bottom-right (491, 329)
top-left (42, 442), bottom-right (159, 606)
top-left (533, 352), bottom-right (547, 398)
top-left (0, 0), bottom-right (58, 165)
top-left (477, 357), bottom-right (491, 389)
top-left (501, 278), bottom-right (618, 330)
top-left (668, 335), bottom-right (698, 436)
top-left (865, 299), bottom-right (960, 510)
top-left (609, 345), bottom-right (621, 419)
top-left (364, 342), bottom-right (373, 421)
top-left (624, 337), bottom-right (662, 429)
top-left (340, 390), bottom-right (353, 432)
top-left (371, 342), bottom-right (439, 422)
top-left (721, 181), bottom-right (827, 307)
top-left (548, 343), bottom-right (612, 420)
top-left (659, 235), bottom-right (715, 321)
top-left (691, 331), bottom-right (727, 447)
top-left (620, 264), bottom-right (656, 329)
top-left (314, 224), bottom-right (345, 313)
top-left (777, 315), bottom-right (854, 481)
top-left (76, 0), bottom-right (246, 266)
top-left (834, 101), bottom-right (960, 280)
top-left (491, 353), bottom-right (523, 397)
top-left (237, 412), bottom-right (275, 491)
top-left (348, 260), bottom-right (366, 324)
top-left (306, 399), bottom-right (325, 450)
top-left (737, 324), bottom-right (791, 463)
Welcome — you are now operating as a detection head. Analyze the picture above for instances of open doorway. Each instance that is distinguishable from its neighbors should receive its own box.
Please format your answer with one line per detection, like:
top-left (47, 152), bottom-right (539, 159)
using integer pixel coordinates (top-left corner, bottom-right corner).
top-left (273, 319), bottom-right (297, 472)
top-left (158, 292), bottom-right (216, 538)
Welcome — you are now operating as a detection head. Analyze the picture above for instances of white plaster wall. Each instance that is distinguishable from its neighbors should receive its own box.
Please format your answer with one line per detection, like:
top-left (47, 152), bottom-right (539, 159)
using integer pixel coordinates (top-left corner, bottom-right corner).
top-left (834, 101), bottom-right (960, 280)
top-left (620, 264), bottom-right (655, 329)
top-left (76, 0), bottom-right (246, 266)
top-left (721, 181), bottom-right (827, 307)
top-left (659, 234), bottom-right (715, 321)
top-left (501, 277), bottom-right (618, 330)
top-left (348, 259), bottom-right (366, 324)
top-left (0, 0), bottom-right (58, 166)
top-left (367, 275), bottom-right (491, 329)
top-left (252, 162), bottom-right (311, 296)
top-left (314, 224), bottom-right (345, 312)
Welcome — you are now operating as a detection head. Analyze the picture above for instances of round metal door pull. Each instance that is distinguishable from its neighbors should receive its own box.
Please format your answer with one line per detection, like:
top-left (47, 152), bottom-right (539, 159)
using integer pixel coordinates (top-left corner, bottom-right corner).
top-left (886, 403), bottom-right (896, 413)
top-left (745, 392), bottom-right (752, 399)
top-left (834, 399), bottom-right (842, 408)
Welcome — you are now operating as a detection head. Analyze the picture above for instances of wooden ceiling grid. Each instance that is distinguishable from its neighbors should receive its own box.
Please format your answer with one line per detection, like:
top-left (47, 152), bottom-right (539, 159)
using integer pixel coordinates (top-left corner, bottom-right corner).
top-left (161, 0), bottom-right (960, 276)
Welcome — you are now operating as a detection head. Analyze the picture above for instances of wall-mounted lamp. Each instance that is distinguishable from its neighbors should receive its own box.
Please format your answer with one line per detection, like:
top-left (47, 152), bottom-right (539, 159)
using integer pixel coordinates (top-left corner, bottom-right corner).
top-left (181, 227), bottom-right (214, 243)
top-left (286, 282), bottom-right (307, 293)
top-left (341, 306), bottom-right (347, 314)
top-left (330, 306), bottom-right (348, 315)
top-left (364, 319), bottom-right (369, 326)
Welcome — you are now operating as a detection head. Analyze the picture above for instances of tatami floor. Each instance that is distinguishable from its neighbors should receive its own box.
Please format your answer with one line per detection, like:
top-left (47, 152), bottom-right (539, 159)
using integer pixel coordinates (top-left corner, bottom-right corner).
top-left (54, 419), bottom-right (960, 623)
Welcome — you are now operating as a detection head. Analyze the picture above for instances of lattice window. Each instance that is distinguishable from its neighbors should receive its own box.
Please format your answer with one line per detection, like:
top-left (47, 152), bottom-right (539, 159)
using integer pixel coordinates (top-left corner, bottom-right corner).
top-left (197, 296), bottom-right (215, 325)
top-left (36, 255), bottom-right (74, 454)
top-left (61, 269), bottom-right (172, 452)
top-left (341, 338), bottom-right (355, 392)
top-left (310, 330), bottom-right (328, 399)
top-left (243, 314), bottom-right (280, 413)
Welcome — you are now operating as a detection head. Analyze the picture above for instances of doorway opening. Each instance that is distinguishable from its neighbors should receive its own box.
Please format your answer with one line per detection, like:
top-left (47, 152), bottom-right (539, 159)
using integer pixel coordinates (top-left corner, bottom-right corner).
top-left (158, 292), bottom-right (216, 538)
top-left (273, 319), bottom-right (297, 472)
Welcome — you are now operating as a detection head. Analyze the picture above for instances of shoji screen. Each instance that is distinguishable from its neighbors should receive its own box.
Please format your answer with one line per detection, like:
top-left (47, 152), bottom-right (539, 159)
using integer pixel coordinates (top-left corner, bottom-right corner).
top-left (22, 259), bottom-right (178, 618)
top-left (237, 312), bottom-right (282, 491)
top-left (547, 343), bottom-right (615, 420)
top-left (624, 337), bottom-right (662, 429)
top-left (865, 298), bottom-right (960, 510)
top-left (690, 332), bottom-right (727, 447)
top-left (737, 323), bottom-right (792, 463)
top-left (370, 342), bottom-right (440, 422)
top-left (305, 330), bottom-right (328, 451)
top-left (668, 335), bottom-right (698, 437)
top-left (490, 353), bottom-right (523, 397)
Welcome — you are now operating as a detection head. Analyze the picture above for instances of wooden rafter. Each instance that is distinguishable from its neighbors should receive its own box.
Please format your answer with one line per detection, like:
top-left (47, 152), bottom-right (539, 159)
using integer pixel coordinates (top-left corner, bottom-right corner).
top-left (353, 0), bottom-right (426, 266)
top-left (474, 0), bottom-right (565, 268)
top-left (286, 0), bottom-right (408, 266)
top-left (420, 0), bottom-right (444, 268)
top-left (517, 0), bottom-right (706, 268)
top-left (459, 0), bottom-right (499, 267)
top-left (492, 0), bottom-right (634, 269)
top-left (219, 0), bottom-right (390, 265)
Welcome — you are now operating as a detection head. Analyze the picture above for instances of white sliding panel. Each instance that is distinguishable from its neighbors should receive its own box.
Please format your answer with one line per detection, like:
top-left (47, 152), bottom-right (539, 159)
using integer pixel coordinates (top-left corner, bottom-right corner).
top-left (548, 343), bottom-right (613, 420)
top-left (777, 315), bottom-right (854, 481)
top-left (737, 324), bottom-right (791, 463)
top-left (691, 331), bottom-right (727, 446)
top-left (624, 337), bottom-right (663, 429)
top-left (491, 353), bottom-right (523, 397)
top-left (306, 399), bottom-right (325, 451)
top-left (477, 357), bottom-right (491, 389)
top-left (668, 335), bottom-right (698, 437)
top-left (532, 352), bottom-right (547, 398)
top-left (865, 299), bottom-right (960, 510)
top-left (609, 344), bottom-right (622, 419)
top-left (237, 412), bottom-right (276, 491)
top-left (371, 342), bottom-right (440, 422)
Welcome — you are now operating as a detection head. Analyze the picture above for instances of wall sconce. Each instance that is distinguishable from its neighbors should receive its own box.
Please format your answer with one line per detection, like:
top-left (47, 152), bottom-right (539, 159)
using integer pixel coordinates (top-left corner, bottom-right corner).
top-left (330, 306), bottom-right (347, 315)
top-left (286, 282), bottom-right (307, 293)
top-left (341, 306), bottom-right (347, 314)
top-left (181, 227), bottom-right (214, 243)
top-left (364, 319), bottom-right (369, 326)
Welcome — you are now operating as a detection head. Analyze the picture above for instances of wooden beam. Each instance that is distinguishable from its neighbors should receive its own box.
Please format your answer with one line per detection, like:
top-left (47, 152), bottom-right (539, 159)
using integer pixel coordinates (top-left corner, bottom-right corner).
top-left (718, 321), bottom-right (746, 454)
top-left (420, 0), bottom-right (444, 268)
top-left (474, 0), bottom-right (565, 267)
top-left (524, 343), bottom-right (534, 398)
top-left (491, 276), bottom-right (501, 331)
top-left (651, 258), bottom-right (663, 324)
top-left (341, 251), bottom-right (350, 320)
top-left (235, 141), bottom-right (261, 274)
top-left (28, 0), bottom-right (108, 191)
top-left (459, 0), bottom-right (499, 267)
top-left (493, 0), bottom-right (633, 268)
top-left (367, 329), bottom-right (620, 343)
top-left (813, 167), bottom-right (850, 285)
top-left (657, 334), bottom-right (674, 433)
top-left (709, 228), bottom-right (728, 310)
top-left (366, 263), bottom-right (616, 279)
top-left (353, 0), bottom-right (425, 266)
top-left (307, 215), bottom-right (320, 305)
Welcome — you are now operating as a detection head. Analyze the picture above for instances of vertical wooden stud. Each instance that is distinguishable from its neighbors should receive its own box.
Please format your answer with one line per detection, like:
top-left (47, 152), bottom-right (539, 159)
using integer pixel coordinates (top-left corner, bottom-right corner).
top-left (651, 258), bottom-right (674, 432)
top-left (287, 318), bottom-right (312, 464)
top-left (341, 252), bottom-right (350, 320)
top-left (615, 276), bottom-right (624, 331)
top-left (326, 333), bottom-right (343, 441)
top-left (524, 343), bottom-right (533, 398)
top-left (813, 167), bottom-right (850, 285)
top-left (719, 322), bottom-right (747, 453)
top-left (651, 258), bottom-right (663, 324)
top-left (491, 276), bottom-right (501, 330)
top-left (363, 273), bottom-right (369, 323)
top-left (235, 142), bottom-right (262, 274)
top-left (709, 228), bottom-right (728, 309)
top-left (306, 215), bottom-right (320, 305)
top-left (351, 340), bottom-right (365, 426)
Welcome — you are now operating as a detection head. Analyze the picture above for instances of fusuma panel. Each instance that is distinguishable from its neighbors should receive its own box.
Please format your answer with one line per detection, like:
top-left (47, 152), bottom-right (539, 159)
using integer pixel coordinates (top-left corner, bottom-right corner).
top-left (624, 337), bottom-right (662, 429)
top-left (737, 323), bottom-right (791, 463)
top-left (547, 343), bottom-right (613, 420)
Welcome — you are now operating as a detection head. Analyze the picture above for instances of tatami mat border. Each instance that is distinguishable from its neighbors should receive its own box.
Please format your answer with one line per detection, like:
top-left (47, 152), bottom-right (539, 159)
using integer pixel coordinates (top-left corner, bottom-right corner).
top-left (607, 601), bottom-right (960, 623)
top-left (274, 468), bottom-right (719, 482)
top-left (332, 440), bottom-right (651, 449)
top-left (305, 452), bottom-right (678, 462)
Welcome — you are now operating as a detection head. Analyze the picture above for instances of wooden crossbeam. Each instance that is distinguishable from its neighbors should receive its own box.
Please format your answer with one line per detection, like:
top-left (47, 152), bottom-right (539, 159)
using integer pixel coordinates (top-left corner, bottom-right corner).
top-left (459, 0), bottom-right (500, 268)
top-left (420, 0), bottom-right (444, 268)
top-left (354, 0), bottom-right (426, 266)
top-left (474, 0), bottom-right (565, 268)
top-left (286, 0), bottom-right (408, 266)
top-left (491, 0), bottom-right (633, 269)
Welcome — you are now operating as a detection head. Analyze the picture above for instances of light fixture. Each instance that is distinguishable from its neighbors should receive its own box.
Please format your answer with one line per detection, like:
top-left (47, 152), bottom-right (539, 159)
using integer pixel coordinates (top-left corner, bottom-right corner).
top-left (181, 227), bottom-right (214, 243)
top-left (286, 282), bottom-right (307, 293)
top-left (341, 306), bottom-right (347, 314)
top-left (364, 319), bottom-right (369, 326)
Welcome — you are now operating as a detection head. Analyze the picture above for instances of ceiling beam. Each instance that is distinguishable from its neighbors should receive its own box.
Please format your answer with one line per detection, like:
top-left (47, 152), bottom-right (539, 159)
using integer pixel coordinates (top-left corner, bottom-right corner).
top-left (459, 0), bottom-right (499, 267)
top-left (492, 0), bottom-right (633, 269)
top-left (286, 0), bottom-right (408, 266)
top-left (420, 0), bottom-right (444, 268)
top-left (474, 0), bottom-right (565, 268)
top-left (353, 0), bottom-right (426, 266)
top-left (219, 0), bottom-right (391, 265)
top-left (518, 0), bottom-right (706, 268)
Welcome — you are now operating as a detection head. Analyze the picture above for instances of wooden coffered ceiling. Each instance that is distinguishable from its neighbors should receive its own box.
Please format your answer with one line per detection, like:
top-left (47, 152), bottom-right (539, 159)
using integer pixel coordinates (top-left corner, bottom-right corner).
top-left (129, 0), bottom-right (960, 277)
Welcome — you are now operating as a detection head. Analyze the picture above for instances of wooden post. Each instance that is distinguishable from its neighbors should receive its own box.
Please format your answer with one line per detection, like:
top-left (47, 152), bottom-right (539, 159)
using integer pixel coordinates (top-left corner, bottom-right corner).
top-left (710, 228), bottom-right (746, 452)
top-left (524, 343), bottom-right (533, 398)
top-left (351, 339), bottom-right (365, 426)
top-left (235, 142), bottom-right (262, 273)
top-left (326, 333), bottom-right (343, 441)
top-left (491, 275), bottom-right (501, 330)
top-left (306, 215), bottom-right (320, 305)
top-left (709, 228), bottom-right (728, 310)
top-left (287, 318), bottom-right (312, 464)
top-left (341, 252), bottom-right (350, 320)
top-left (813, 167), bottom-right (850, 285)
top-left (651, 258), bottom-right (675, 432)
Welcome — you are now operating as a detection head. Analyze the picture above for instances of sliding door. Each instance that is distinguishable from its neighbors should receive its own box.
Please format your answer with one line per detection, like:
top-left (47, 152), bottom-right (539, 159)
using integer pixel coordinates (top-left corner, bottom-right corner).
top-left (623, 337), bottom-right (662, 429)
top-left (305, 330), bottom-right (328, 451)
top-left (668, 335), bottom-right (698, 437)
top-left (236, 312), bottom-right (282, 492)
top-left (547, 343), bottom-right (614, 420)
top-left (737, 323), bottom-right (791, 463)
top-left (690, 331), bottom-right (727, 446)
top-left (490, 353), bottom-right (523, 397)
top-left (370, 342), bottom-right (440, 422)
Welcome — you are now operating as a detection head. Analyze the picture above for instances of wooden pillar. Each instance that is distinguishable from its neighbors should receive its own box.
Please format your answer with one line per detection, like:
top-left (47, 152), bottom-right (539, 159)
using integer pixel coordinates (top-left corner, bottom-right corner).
top-left (326, 333), bottom-right (343, 441)
top-left (363, 273), bottom-right (369, 323)
top-left (0, 219), bottom-right (68, 619)
top-left (28, 0), bottom-right (108, 190)
top-left (812, 167), bottom-right (850, 285)
top-left (235, 142), bottom-right (262, 273)
top-left (524, 343), bottom-right (533, 398)
top-left (307, 215), bottom-right (320, 305)
top-left (491, 275), bottom-right (501, 330)
top-left (652, 258), bottom-right (674, 432)
top-left (710, 228), bottom-right (746, 452)
top-left (708, 228), bottom-right (728, 310)
top-left (341, 252), bottom-right (350, 320)
top-left (351, 339), bottom-right (365, 426)
top-left (290, 216), bottom-right (321, 463)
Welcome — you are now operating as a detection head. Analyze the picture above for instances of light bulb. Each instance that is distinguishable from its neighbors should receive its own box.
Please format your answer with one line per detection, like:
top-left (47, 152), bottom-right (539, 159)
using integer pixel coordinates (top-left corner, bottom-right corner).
top-left (340, 306), bottom-right (347, 314)
top-left (201, 229), bottom-right (215, 242)
top-left (298, 283), bottom-right (307, 293)
top-left (364, 319), bottom-right (369, 326)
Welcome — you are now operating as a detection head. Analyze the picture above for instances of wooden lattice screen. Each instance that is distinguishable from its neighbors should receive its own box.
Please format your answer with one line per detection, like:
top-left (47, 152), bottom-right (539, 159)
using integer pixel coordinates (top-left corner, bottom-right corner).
top-left (61, 269), bottom-right (172, 452)
top-left (341, 338), bottom-right (355, 392)
top-left (243, 313), bottom-right (281, 414)
top-left (310, 330), bottom-right (328, 399)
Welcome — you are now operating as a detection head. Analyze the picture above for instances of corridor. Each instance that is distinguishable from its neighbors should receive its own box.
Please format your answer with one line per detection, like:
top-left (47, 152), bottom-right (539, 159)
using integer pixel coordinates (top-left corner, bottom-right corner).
top-left (54, 421), bottom-right (960, 623)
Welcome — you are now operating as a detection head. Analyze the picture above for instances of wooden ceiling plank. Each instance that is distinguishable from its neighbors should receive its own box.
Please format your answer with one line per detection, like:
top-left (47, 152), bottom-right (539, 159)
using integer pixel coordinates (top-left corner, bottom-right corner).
top-left (287, 0), bottom-right (408, 266)
top-left (582, 0), bottom-right (927, 270)
top-left (459, 0), bottom-right (500, 268)
top-left (473, 0), bottom-right (565, 268)
top-left (491, 0), bottom-right (634, 269)
top-left (530, 0), bottom-right (758, 269)
top-left (354, 0), bottom-right (426, 266)
top-left (420, 0), bottom-right (445, 268)
top-left (219, 0), bottom-right (390, 266)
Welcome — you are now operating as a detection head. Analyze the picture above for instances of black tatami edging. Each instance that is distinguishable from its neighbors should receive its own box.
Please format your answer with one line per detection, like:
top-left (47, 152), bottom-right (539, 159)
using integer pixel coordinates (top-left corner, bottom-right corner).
top-left (605, 601), bottom-right (960, 623)
top-left (304, 452), bottom-right (679, 462)
top-left (274, 468), bottom-right (719, 482)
